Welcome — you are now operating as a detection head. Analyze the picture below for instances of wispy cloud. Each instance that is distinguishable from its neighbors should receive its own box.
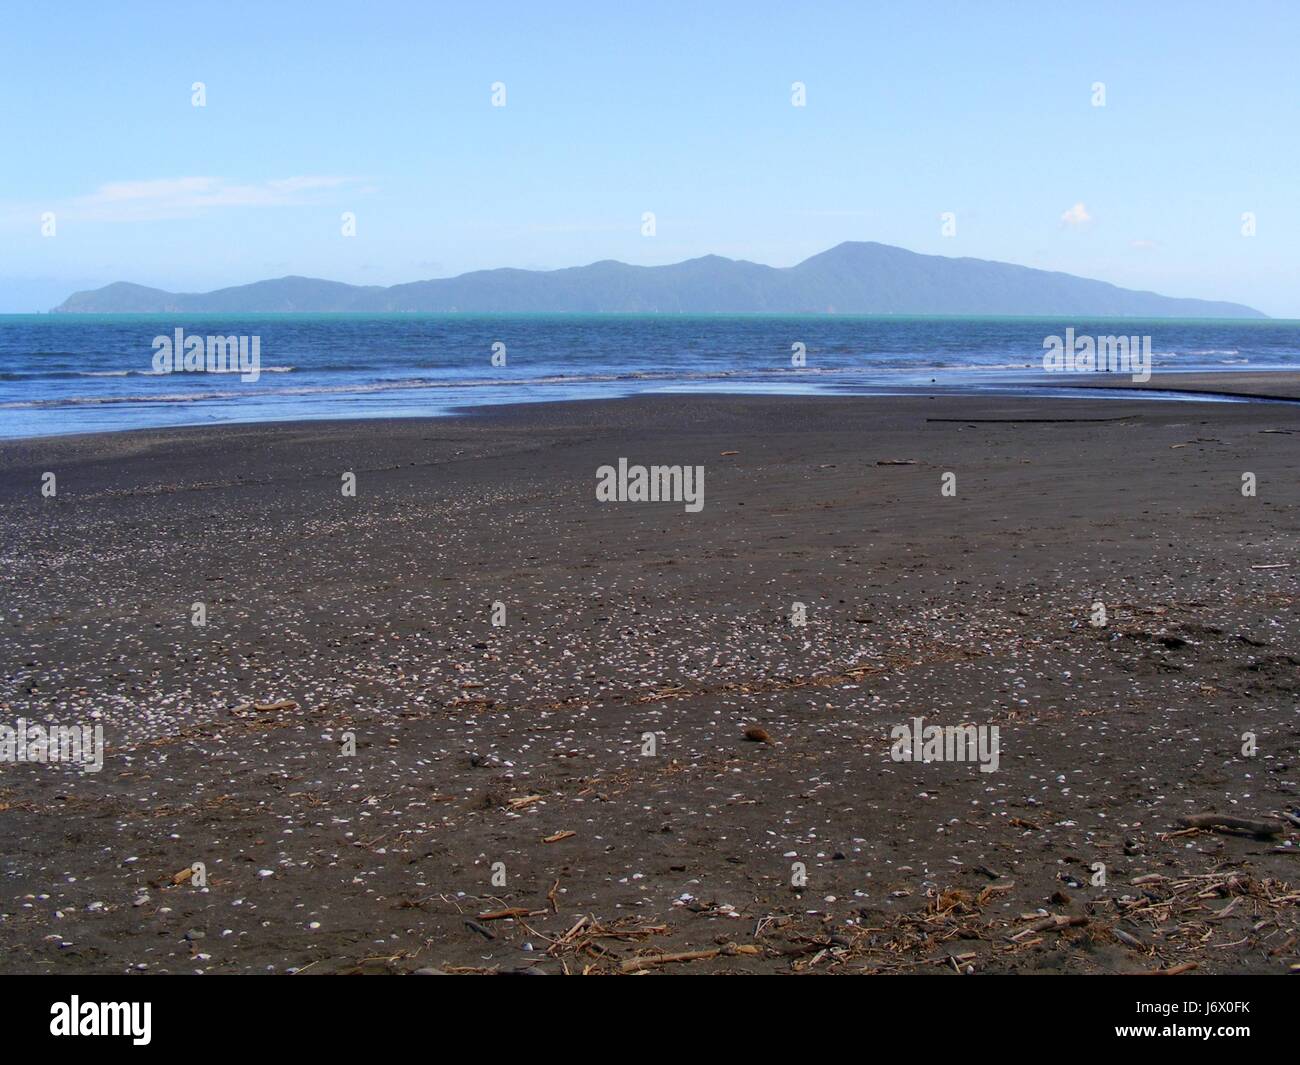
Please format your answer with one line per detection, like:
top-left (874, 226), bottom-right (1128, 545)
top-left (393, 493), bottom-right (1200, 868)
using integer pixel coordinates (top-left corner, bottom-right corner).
top-left (1059, 202), bottom-right (1092, 227)
top-left (69, 175), bottom-right (362, 221)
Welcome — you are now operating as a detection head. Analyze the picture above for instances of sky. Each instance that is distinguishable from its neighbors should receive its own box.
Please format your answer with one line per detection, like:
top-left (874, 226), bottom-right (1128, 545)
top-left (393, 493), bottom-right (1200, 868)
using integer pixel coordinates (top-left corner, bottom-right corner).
top-left (2, 1), bottom-right (1298, 315)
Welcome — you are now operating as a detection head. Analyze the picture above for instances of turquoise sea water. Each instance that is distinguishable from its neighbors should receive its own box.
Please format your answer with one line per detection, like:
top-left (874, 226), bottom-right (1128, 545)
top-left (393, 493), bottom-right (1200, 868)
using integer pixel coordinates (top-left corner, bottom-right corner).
top-left (2, 314), bottom-right (1298, 438)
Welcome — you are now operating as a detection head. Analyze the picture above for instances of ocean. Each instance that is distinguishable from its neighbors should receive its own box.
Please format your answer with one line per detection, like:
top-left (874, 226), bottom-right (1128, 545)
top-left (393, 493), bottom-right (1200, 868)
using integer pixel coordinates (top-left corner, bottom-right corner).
top-left (3, 313), bottom-right (1298, 438)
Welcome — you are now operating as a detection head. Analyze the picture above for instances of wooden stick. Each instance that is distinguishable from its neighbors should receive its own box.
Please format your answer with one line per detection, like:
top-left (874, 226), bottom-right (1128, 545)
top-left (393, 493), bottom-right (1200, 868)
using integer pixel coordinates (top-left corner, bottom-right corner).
top-left (1206, 898), bottom-right (1241, 922)
top-left (1009, 915), bottom-right (1089, 941)
top-left (620, 943), bottom-right (760, 973)
top-left (1141, 962), bottom-right (1198, 976)
top-left (1177, 812), bottom-right (1283, 838)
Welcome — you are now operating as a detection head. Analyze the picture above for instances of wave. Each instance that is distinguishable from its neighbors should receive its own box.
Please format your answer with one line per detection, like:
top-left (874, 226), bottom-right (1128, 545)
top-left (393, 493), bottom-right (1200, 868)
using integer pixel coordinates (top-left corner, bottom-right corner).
top-left (0, 371), bottom-right (717, 407)
top-left (0, 357), bottom-right (1291, 410)
top-left (0, 365), bottom-right (296, 381)
top-left (0, 358), bottom-right (1268, 408)
top-left (0, 365), bottom-right (1006, 409)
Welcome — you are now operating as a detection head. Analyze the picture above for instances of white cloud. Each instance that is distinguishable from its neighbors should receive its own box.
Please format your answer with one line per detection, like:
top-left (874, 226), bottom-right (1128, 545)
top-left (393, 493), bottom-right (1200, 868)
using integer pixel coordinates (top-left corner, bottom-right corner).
top-left (69, 175), bottom-right (360, 221)
top-left (1059, 202), bottom-right (1092, 227)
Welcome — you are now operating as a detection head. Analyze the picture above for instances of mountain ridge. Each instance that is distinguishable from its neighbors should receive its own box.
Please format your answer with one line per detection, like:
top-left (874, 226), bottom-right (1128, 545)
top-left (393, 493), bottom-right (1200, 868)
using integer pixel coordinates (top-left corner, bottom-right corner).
top-left (50, 241), bottom-right (1266, 318)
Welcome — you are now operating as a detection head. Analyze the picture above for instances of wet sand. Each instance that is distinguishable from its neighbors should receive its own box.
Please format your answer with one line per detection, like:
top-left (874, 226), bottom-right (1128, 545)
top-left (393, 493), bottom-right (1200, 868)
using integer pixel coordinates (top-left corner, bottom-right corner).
top-left (1032, 369), bottom-right (1300, 401)
top-left (1, 387), bottom-right (1297, 974)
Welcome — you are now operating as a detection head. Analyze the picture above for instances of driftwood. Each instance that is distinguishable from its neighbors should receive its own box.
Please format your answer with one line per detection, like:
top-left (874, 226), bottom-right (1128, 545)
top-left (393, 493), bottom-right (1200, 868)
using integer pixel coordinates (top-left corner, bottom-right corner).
top-left (620, 942), bottom-right (761, 973)
top-left (1177, 812), bottom-right (1283, 838)
top-left (1141, 962), bottom-right (1198, 976)
top-left (1009, 915), bottom-right (1089, 941)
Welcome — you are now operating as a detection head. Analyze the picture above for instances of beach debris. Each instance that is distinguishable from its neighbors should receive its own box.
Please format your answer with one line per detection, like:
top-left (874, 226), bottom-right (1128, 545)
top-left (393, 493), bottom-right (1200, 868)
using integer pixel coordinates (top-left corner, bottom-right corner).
top-left (540, 916), bottom-right (671, 967)
top-left (743, 726), bottom-right (773, 744)
top-left (228, 699), bottom-right (298, 717)
top-left (476, 907), bottom-right (533, 921)
top-left (1112, 928), bottom-right (1146, 951)
top-left (542, 830), bottom-right (575, 843)
top-left (976, 881), bottom-right (1015, 906)
top-left (463, 919), bottom-right (496, 940)
top-left (1009, 914), bottom-right (1089, 941)
top-left (720, 450), bottom-right (739, 456)
top-left (1141, 962), bottom-right (1198, 976)
top-left (1176, 812), bottom-right (1284, 838)
top-left (620, 942), bottom-right (762, 973)
top-left (875, 459), bottom-right (917, 465)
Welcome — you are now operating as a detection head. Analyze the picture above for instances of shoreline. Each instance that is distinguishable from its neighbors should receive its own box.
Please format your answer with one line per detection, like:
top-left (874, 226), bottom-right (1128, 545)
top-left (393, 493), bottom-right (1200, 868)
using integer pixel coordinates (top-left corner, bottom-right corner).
top-left (6, 368), bottom-right (1300, 446)
top-left (1027, 369), bottom-right (1300, 402)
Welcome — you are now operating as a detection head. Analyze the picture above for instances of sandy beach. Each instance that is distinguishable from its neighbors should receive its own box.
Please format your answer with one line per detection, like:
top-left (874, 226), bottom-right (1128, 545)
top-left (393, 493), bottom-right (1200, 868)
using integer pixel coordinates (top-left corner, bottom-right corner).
top-left (1, 383), bottom-right (1297, 975)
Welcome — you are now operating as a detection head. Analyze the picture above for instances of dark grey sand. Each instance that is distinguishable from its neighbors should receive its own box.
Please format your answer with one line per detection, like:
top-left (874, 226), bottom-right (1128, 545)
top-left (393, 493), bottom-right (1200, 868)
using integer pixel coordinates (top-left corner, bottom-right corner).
top-left (1, 386), bottom-right (1297, 974)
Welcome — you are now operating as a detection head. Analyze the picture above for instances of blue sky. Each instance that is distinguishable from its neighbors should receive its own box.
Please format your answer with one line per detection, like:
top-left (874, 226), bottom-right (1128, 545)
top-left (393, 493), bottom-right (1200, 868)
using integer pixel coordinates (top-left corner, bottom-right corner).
top-left (2, 1), bottom-right (1297, 314)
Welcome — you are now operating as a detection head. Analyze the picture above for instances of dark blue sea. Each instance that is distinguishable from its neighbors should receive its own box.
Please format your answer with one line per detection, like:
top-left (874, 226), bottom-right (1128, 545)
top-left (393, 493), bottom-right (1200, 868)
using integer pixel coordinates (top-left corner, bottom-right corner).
top-left (3, 314), bottom-right (1298, 438)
